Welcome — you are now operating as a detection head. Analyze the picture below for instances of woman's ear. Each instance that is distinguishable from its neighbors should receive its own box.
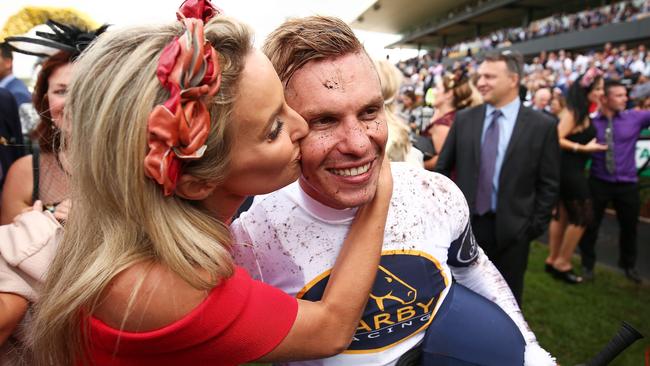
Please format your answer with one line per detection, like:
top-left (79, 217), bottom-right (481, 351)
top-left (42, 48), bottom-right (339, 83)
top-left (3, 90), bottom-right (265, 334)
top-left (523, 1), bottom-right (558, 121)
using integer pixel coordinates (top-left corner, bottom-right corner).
top-left (175, 174), bottom-right (218, 200)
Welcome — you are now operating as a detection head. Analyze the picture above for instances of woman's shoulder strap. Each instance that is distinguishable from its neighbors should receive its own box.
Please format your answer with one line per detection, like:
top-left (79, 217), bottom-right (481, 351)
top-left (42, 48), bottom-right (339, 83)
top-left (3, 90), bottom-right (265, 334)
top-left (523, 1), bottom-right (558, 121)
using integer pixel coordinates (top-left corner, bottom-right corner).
top-left (31, 146), bottom-right (40, 203)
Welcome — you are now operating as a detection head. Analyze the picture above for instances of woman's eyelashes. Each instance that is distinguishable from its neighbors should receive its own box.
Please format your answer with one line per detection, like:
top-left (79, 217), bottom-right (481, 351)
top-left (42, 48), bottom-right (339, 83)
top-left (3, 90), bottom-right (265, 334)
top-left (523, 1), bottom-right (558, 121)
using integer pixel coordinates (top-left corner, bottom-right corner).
top-left (51, 87), bottom-right (68, 96)
top-left (267, 119), bottom-right (285, 141)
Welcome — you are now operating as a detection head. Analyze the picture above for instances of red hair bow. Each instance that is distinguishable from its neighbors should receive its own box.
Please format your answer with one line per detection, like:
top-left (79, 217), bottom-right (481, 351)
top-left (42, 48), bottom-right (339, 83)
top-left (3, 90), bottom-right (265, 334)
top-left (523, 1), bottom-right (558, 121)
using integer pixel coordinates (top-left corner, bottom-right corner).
top-left (143, 1), bottom-right (222, 196)
top-left (178, 0), bottom-right (222, 22)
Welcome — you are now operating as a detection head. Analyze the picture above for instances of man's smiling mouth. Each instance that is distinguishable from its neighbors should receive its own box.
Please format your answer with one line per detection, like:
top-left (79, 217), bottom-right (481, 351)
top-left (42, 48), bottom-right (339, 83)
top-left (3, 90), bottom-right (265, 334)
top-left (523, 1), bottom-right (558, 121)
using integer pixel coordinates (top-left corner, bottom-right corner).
top-left (328, 162), bottom-right (372, 177)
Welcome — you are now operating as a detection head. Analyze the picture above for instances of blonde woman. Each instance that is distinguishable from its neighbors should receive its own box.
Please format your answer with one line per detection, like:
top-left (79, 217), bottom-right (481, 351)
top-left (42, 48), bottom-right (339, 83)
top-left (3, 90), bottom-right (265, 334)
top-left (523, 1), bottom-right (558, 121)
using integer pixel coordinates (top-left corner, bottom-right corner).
top-left (374, 59), bottom-right (423, 166)
top-left (30, 2), bottom-right (391, 365)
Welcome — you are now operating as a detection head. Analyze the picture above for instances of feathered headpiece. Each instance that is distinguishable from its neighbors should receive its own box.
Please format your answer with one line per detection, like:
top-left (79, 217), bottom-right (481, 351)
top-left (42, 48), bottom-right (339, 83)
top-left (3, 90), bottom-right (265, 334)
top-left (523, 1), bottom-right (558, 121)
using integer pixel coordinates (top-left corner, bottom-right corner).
top-left (4, 19), bottom-right (109, 58)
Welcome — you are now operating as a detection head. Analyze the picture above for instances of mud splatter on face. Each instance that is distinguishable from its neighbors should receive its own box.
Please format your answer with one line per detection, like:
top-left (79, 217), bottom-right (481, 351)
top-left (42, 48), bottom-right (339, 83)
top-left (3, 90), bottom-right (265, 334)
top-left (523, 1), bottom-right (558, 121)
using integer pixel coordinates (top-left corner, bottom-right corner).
top-left (319, 65), bottom-right (345, 91)
top-left (323, 79), bottom-right (340, 90)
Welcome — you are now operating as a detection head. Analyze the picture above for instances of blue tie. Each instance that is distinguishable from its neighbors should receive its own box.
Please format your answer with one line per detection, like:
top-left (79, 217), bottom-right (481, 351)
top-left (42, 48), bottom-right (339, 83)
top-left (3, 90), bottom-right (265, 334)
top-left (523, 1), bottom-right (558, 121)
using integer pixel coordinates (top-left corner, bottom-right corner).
top-left (476, 109), bottom-right (502, 215)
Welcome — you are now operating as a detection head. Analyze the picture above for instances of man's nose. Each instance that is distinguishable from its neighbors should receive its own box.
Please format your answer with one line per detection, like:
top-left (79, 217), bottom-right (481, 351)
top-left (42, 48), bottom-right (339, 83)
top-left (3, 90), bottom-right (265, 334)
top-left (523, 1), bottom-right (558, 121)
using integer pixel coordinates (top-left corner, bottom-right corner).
top-left (336, 118), bottom-right (371, 156)
top-left (287, 107), bottom-right (308, 142)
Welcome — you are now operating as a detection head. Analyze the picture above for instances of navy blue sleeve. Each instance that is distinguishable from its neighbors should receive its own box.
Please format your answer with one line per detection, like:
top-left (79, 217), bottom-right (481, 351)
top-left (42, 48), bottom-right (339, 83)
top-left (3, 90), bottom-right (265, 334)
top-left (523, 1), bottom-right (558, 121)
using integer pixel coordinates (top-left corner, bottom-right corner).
top-left (447, 223), bottom-right (479, 267)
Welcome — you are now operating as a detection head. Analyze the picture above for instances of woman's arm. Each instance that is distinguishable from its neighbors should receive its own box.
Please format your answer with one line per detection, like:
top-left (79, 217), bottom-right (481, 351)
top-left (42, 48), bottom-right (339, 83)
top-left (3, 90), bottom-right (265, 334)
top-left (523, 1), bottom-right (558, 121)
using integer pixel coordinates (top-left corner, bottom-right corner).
top-left (424, 124), bottom-right (450, 170)
top-left (0, 292), bottom-right (27, 345)
top-left (1, 156), bottom-right (34, 225)
top-left (94, 161), bottom-right (392, 361)
top-left (557, 110), bottom-right (607, 153)
top-left (257, 159), bottom-right (393, 362)
top-left (0, 202), bottom-right (62, 282)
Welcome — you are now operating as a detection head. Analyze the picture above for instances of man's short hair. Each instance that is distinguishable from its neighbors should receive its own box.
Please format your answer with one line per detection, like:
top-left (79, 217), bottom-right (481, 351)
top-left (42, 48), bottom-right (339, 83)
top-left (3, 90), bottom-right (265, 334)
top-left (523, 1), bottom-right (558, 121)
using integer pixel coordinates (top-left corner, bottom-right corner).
top-left (262, 16), bottom-right (364, 85)
top-left (604, 79), bottom-right (626, 95)
top-left (0, 43), bottom-right (13, 60)
top-left (481, 50), bottom-right (523, 82)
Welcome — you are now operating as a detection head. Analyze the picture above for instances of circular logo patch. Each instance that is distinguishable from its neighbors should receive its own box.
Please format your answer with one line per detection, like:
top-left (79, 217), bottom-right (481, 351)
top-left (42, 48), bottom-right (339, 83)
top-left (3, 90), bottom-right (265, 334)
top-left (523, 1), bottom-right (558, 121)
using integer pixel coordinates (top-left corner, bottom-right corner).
top-left (297, 250), bottom-right (448, 353)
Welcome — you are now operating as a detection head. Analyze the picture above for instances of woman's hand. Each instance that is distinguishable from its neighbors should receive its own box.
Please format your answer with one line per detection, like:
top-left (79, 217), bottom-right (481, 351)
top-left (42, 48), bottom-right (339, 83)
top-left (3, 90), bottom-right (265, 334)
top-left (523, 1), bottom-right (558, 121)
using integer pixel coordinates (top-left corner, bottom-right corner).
top-left (372, 156), bottom-right (393, 205)
top-left (53, 199), bottom-right (71, 222)
top-left (21, 200), bottom-right (44, 214)
top-left (581, 138), bottom-right (608, 153)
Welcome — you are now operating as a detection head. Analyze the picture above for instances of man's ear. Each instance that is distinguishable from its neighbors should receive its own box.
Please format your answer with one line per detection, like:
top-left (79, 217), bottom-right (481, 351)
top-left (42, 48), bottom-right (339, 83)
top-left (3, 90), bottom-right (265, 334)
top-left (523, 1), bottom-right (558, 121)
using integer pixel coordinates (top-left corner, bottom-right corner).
top-left (510, 73), bottom-right (520, 90)
top-left (175, 174), bottom-right (218, 200)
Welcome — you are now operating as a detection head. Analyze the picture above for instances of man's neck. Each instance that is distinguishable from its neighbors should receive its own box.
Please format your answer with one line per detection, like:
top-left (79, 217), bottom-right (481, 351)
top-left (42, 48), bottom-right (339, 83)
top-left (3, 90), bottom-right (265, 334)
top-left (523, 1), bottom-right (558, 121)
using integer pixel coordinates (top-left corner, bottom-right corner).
top-left (600, 107), bottom-right (618, 119)
top-left (299, 178), bottom-right (349, 211)
top-left (490, 93), bottom-right (519, 109)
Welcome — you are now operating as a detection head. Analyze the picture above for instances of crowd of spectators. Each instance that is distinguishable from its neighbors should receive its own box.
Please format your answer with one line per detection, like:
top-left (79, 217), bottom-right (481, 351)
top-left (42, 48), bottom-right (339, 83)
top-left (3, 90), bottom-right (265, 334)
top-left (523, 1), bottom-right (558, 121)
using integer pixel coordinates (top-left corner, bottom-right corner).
top-left (440, 0), bottom-right (648, 59)
top-left (393, 41), bottom-right (650, 287)
top-left (397, 42), bottom-right (650, 126)
top-left (394, 40), bottom-right (650, 217)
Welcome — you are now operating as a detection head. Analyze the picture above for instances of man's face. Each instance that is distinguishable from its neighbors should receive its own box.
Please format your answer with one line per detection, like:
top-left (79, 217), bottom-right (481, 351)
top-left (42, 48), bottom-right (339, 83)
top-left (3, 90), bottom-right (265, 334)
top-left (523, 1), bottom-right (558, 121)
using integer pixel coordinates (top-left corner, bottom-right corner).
top-left (476, 60), bottom-right (518, 106)
top-left (603, 86), bottom-right (628, 112)
top-left (0, 55), bottom-right (11, 79)
top-left (285, 52), bottom-right (388, 209)
top-left (533, 89), bottom-right (551, 110)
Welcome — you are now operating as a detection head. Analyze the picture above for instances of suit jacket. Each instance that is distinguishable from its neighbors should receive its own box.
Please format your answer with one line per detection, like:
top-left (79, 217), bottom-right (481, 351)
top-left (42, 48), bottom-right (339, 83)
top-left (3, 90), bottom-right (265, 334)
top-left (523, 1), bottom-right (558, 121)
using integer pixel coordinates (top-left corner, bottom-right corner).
top-left (0, 89), bottom-right (25, 188)
top-left (435, 103), bottom-right (560, 248)
top-left (2, 77), bottom-right (31, 106)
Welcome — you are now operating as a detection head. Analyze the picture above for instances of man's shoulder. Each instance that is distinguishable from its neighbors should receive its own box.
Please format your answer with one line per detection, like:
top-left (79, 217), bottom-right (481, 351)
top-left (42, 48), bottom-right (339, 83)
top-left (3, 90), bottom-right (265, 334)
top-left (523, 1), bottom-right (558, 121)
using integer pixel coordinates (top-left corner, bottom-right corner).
top-left (5, 79), bottom-right (31, 104)
top-left (391, 163), bottom-right (463, 202)
top-left (237, 184), bottom-right (297, 221)
top-left (520, 106), bottom-right (556, 129)
top-left (6, 77), bottom-right (28, 90)
top-left (621, 108), bottom-right (650, 120)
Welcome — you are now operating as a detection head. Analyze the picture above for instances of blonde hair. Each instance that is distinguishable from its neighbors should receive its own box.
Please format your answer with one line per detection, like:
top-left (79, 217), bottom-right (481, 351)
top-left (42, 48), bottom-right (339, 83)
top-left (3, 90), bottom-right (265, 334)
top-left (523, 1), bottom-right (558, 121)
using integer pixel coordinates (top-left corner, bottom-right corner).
top-left (374, 59), bottom-right (411, 163)
top-left (30, 16), bottom-right (253, 365)
top-left (262, 15), bottom-right (364, 85)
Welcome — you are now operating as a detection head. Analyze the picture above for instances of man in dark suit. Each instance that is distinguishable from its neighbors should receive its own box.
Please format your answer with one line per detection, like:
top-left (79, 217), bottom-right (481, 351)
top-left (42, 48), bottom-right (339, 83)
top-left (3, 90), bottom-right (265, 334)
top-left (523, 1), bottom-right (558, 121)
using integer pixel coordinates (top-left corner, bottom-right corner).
top-left (0, 88), bottom-right (24, 190)
top-left (436, 51), bottom-right (560, 304)
top-left (0, 43), bottom-right (31, 107)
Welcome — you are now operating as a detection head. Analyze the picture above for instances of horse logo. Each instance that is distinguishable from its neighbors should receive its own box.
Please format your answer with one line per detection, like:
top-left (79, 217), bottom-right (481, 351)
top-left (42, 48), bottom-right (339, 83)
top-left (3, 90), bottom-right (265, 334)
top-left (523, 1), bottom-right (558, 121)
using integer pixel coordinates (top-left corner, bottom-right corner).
top-left (369, 265), bottom-right (417, 311)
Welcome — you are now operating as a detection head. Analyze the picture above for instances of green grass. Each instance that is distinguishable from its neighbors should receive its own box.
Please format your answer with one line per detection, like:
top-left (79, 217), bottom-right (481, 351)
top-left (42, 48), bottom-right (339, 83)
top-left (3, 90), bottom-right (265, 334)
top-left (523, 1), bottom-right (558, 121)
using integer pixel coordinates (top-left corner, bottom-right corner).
top-left (248, 242), bottom-right (649, 366)
top-left (524, 242), bottom-right (649, 366)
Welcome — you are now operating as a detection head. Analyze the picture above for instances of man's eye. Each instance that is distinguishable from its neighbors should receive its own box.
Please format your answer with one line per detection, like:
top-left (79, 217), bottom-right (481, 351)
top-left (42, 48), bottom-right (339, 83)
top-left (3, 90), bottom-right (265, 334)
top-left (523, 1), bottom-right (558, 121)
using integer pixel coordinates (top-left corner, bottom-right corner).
top-left (311, 117), bottom-right (336, 125)
top-left (361, 109), bottom-right (379, 120)
top-left (267, 120), bottom-right (284, 141)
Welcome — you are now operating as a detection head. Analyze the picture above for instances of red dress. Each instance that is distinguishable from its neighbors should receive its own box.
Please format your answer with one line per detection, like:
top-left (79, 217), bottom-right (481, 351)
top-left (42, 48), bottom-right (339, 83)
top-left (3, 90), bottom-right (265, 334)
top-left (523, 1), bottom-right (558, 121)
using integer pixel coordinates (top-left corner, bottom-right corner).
top-left (88, 267), bottom-right (298, 365)
top-left (421, 110), bottom-right (456, 138)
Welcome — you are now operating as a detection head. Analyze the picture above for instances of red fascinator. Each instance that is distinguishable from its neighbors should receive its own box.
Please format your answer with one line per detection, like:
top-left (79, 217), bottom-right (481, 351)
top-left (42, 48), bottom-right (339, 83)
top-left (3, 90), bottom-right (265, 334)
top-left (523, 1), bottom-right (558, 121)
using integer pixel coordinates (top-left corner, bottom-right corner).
top-left (143, 0), bottom-right (222, 196)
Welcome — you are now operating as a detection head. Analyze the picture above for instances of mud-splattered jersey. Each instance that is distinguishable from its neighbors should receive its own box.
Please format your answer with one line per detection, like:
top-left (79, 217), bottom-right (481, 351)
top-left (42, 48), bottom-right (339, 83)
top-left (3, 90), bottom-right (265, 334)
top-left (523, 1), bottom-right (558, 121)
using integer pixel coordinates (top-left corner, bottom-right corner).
top-left (231, 163), bottom-right (500, 366)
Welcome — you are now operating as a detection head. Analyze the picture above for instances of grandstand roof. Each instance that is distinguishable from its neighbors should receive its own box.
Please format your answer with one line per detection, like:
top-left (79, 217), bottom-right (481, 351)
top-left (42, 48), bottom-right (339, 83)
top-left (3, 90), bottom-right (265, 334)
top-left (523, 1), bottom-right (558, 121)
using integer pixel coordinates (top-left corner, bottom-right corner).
top-left (351, 0), bottom-right (474, 34)
top-left (351, 0), bottom-right (603, 49)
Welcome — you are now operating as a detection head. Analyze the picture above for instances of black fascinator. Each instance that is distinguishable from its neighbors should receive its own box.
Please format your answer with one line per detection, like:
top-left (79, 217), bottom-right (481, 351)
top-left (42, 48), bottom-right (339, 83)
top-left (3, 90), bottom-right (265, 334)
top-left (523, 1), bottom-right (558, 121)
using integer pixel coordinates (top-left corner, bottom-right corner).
top-left (4, 19), bottom-right (109, 58)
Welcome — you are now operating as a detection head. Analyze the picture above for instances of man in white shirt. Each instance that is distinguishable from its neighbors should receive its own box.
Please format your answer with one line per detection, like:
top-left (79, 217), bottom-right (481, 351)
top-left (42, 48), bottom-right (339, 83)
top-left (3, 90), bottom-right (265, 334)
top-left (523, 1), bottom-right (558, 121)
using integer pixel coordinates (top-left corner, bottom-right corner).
top-left (231, 16), bottom-right (554, 366)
